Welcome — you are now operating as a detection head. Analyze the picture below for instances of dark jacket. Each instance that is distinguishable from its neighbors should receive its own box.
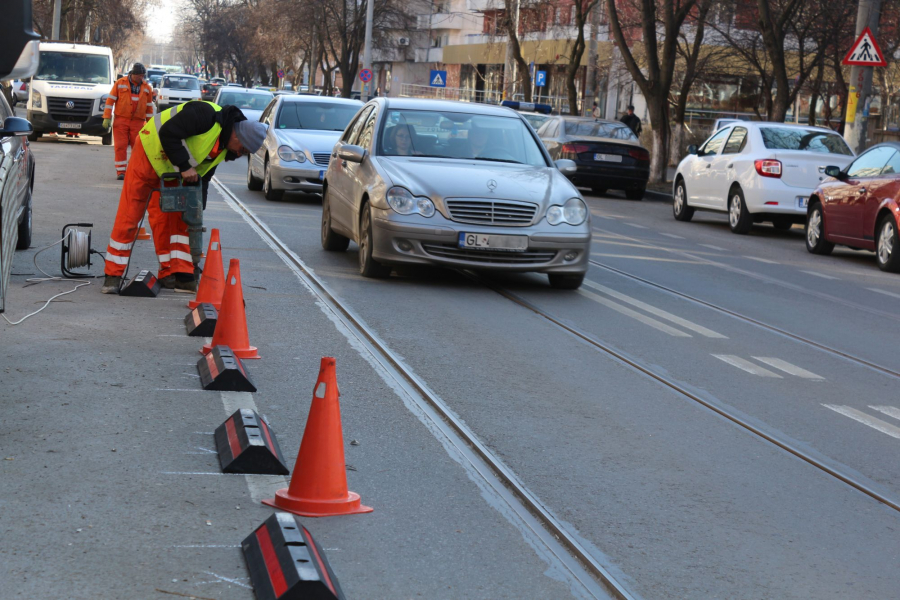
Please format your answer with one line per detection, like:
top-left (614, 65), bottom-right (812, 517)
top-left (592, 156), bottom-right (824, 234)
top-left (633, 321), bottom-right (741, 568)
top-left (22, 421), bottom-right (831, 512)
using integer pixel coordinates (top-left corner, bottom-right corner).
top-left (158, 102), bottom-right (247, 175)
top-left (620, 113), bottom-right (642, 136)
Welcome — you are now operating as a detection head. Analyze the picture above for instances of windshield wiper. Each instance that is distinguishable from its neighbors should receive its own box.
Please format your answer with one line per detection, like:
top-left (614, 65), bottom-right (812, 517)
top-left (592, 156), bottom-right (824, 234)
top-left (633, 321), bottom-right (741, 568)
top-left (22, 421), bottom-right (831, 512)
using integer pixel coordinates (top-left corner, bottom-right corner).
top-left (474, 157), bottom-right (523, 164)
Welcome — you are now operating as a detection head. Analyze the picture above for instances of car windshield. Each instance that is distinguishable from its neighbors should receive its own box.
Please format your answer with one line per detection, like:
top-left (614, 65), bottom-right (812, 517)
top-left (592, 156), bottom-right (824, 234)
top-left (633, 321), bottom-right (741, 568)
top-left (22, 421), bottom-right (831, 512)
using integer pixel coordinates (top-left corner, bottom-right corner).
top-left (564, 120), bottom-right (637, 140)
top-left (379, 109), bottom-right (547, 166)
top-left (217, 91), bottom-right (274, 110)
top-left (162, 76), bottom-right (200, 91)
top-left (34, 51), bottom-right (110, 84)
top-left (276, 101), bottom-right (359, 131)
top-left (759, 127), bottom-right (853, 155)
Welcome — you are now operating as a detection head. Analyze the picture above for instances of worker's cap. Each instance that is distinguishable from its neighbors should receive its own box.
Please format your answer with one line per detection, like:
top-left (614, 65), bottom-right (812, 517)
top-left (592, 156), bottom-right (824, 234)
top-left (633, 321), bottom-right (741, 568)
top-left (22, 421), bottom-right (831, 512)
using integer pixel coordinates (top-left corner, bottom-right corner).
top-left (234, 120), bottom-right (268, 153)
top-left (130, 63), bottom-right (147, 75)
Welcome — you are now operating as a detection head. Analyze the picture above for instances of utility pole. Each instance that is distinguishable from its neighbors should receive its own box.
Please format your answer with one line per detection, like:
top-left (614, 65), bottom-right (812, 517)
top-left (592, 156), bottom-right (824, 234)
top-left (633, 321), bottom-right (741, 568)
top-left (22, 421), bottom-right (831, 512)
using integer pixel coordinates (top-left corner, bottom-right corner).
top-left (52, 0), bottom-right (62, 40)
top-left (845, 0), bottom-right (884, 153)
top-left (361, 0), bottom-right (374, 101)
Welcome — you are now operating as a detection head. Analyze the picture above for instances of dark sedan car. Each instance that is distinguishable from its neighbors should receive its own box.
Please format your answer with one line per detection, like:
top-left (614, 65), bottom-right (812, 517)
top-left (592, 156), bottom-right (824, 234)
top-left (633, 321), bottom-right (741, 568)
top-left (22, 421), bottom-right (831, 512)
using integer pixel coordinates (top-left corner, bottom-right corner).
top-left (806, 142), bottom-right (900, 272)
top-left (537, 116), bottom-right (650, 199)
top-left (0, 92), bottom-right (36, 311)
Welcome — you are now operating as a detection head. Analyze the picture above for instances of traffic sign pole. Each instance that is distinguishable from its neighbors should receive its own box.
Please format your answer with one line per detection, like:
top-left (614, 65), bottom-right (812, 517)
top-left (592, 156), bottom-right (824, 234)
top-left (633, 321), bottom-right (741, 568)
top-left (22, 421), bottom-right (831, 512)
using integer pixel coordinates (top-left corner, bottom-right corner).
top-left (845, 0), bottom-right (883, 154)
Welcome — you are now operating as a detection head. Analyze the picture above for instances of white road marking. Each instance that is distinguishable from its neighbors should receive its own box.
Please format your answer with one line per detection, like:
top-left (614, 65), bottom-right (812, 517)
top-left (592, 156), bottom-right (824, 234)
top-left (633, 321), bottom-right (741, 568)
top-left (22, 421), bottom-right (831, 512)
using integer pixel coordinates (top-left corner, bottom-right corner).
top-left (624, 223), bottom-right (648, 229)
top-left (868, 287), bottom-right (900, 300)
top-left (743, 256), bottom-right (779, 264)
top-left (219, 391), bottom-right (289, 504)
top-left (577, 289), bottom-right (691, 337)
top-left (699, 244), bottom-right (726, 251)
top-left (201, 572), bottom-right (253, 589)
top-left (583, 280), bottom-right (727, 338)
top-left (870, 405), bottom-right (900, 422)
top-left (751, 357), bottom-right (824, 380)
top-left (174, 545), bottom-right (240, 548)
top-left (801, 270), bottom-right (839, 280)
top-left (660, 233), bottom-right (684, 239)
top-left (823, 405), bottom-right (900, 439)
top-left (712, 355), bottom-right (782, 378)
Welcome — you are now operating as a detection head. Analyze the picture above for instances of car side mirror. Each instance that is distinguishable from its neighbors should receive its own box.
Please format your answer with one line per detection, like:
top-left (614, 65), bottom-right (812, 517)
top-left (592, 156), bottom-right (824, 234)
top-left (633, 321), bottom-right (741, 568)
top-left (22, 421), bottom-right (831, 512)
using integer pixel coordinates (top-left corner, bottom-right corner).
top-left (338, 145), bottom-right (366, 163)
top-left (0, 116), bottom-right (32, 138)
top-left (555, 159), bottom-right (577, 175)
top-left (687, 144), bottom-right (698, 155)
top-left (824, 165), bottom-right (843, 179)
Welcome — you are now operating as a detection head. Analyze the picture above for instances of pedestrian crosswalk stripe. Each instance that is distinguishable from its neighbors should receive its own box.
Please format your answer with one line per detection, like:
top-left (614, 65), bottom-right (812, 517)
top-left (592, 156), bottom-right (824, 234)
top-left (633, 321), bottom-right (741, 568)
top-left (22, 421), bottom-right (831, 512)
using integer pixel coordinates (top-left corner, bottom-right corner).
top-left (823, 405), bottom-right (900, 439)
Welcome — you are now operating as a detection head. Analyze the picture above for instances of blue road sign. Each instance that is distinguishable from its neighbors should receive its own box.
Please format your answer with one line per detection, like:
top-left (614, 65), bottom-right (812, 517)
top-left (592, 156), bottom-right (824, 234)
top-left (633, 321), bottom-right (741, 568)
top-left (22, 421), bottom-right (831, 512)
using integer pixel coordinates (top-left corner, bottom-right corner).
top-left (535, 71), bottom-right (547, 87)
top-left (430, 70), bottom-right (447, 87)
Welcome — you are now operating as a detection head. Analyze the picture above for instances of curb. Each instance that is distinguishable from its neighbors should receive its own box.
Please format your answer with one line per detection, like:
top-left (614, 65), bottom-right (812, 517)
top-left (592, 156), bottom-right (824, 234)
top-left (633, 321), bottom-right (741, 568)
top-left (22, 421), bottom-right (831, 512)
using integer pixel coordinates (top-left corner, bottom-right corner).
top-left (644, 189), bottom-right (673, 203)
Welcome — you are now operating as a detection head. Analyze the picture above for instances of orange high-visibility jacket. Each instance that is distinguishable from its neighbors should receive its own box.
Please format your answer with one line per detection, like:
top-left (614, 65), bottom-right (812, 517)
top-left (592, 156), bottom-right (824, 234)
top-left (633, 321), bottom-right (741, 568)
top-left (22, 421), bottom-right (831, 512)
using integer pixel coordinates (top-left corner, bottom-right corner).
top-left (103, 76), bottom-right (154, 121)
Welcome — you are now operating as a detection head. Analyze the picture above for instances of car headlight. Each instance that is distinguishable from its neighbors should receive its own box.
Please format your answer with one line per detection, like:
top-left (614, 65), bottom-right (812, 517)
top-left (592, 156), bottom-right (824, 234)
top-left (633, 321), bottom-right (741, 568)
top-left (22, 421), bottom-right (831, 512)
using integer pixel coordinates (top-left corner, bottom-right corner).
top-left (31, 89), bottom-right (41, 109)
top-left (277, 145), bottom-right (307, 163)
top-left (546, 198), bottom-right (587, 226)
top-left (387, 186), bottom-right (435, 217)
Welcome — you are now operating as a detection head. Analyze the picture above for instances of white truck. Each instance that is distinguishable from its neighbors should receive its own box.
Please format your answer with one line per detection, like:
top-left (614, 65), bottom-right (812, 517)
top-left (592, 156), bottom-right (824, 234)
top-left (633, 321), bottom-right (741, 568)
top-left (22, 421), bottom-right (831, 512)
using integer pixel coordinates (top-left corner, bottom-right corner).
top-left (26, 41), bottom-right (114, 145)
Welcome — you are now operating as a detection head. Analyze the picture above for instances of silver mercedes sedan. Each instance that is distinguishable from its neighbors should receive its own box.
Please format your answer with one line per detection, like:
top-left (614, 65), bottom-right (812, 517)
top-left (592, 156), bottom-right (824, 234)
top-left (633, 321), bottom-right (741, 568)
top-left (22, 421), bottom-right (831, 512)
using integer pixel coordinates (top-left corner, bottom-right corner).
top-left (321, 98), bottom-right (590, 289)
top-left (247, 95), bottom-right (363, 200)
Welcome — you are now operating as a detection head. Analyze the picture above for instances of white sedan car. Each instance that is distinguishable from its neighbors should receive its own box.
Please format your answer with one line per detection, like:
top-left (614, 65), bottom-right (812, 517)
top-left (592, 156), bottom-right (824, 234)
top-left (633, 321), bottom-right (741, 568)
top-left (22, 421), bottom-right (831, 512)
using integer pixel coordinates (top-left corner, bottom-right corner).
top-left (155, 74), bottom-right (202, 112)
top-left (672, 122), bottom-right (855, 233)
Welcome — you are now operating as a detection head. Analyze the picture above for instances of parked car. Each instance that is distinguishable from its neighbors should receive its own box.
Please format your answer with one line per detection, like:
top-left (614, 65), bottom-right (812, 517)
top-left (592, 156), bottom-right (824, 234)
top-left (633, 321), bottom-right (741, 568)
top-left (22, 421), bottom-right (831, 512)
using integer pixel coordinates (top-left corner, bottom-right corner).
top-left (155, 74), bottom-right (202, 112)
top-left (213, 87), bottom-right (274, 122)
top-left (537, 115), bottom-right (650, 199)
top-left (11, 80), bottom-right (28, 105)
top-left (201, 79), bottom-right (224, 101)
top-left (501, 100), bottom-right (553, 132)
top-left (320, 98), bottom-right (589, 288)
top-left (806, 142), bottom-right (900, 271)
top-left (673, 122), bottom-right (855, 234)
top-left (712, 117), bottom-right (749, 132)
top-left (248, 94), bottom-right (363, 199)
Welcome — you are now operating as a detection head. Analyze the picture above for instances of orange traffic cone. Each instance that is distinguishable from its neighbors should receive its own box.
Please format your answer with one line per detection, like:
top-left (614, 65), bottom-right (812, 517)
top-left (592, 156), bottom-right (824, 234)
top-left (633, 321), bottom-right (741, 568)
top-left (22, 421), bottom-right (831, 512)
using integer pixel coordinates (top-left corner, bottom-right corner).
top-left (189, 228), bottom-right (224, 310)
top-left (201, 259), bottom-right (259, 359)
top-left (137, 226), bottom-right (151, 241)
top-left (263, 357), bottom-right (372, 517)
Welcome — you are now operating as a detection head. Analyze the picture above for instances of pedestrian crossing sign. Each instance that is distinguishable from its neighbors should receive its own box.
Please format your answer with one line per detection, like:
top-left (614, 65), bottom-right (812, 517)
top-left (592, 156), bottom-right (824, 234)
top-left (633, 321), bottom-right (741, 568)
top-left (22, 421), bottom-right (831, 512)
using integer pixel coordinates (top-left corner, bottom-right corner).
top-left (430, 70), bottom-right (447, 88)
top-left (843, 27), bottom-right (887, 66)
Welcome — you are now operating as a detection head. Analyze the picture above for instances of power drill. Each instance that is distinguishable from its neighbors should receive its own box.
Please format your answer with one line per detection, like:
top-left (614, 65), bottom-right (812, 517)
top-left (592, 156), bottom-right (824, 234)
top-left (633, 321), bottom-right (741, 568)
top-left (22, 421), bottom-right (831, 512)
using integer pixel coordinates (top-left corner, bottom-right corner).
top-left (158, 172), bottom-right (204, 263)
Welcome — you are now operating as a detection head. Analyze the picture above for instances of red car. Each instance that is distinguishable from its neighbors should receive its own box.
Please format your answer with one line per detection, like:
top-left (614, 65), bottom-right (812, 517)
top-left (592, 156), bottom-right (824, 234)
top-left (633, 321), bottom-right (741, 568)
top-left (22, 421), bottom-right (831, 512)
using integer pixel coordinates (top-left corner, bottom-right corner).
top-left (806, 142), bottom-right (900, 271)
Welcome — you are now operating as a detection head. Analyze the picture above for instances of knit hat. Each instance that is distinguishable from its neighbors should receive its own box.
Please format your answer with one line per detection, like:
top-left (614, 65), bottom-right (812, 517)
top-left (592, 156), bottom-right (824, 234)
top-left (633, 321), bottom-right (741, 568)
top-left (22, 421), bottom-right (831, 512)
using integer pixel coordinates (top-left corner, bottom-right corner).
top-left (233, 120), bottom-right (268, 153)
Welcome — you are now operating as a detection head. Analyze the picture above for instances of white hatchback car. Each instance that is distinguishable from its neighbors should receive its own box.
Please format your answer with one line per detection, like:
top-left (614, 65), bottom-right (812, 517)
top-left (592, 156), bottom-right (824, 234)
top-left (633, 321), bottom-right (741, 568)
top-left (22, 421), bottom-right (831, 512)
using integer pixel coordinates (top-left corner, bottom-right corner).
top-left (673, 122), bottom-right (855, 233)
top-left (155, 74), bottom-right (202, 112)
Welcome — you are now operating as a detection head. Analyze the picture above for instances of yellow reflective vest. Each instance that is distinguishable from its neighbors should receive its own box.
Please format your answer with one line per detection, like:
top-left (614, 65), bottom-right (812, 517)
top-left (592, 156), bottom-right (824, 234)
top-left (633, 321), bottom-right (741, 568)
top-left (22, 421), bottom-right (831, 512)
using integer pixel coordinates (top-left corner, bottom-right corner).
top-left (139, 101), bottom-right (228, 177)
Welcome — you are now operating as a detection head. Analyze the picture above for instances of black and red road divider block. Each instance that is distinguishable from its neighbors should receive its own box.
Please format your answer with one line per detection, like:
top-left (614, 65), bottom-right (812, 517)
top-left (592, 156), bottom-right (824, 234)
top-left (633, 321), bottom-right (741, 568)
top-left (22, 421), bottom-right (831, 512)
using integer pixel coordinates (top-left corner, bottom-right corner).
top-left (215, 408), bottom-right (288, 475)
top-left (198, 345), bottom-right (256, 392)
top-left (119, 269), bottom-right (160, 297)
top-left (184, 302), bottom-right (218, 337)
top-left (243, 512), bottom-right (345, 600)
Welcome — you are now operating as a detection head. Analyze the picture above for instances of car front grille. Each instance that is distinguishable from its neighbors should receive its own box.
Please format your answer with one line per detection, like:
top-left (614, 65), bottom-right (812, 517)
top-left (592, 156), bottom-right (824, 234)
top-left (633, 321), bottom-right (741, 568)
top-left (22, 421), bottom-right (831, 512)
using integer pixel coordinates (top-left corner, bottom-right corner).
top-left (313, 152), bottom-right (331, 166)
top-left (444, 198), bottom-right (537, 226)
top-left (422, 243), bottom-right (556, 264)
top-left (47, 97), bottom-right (94, 122)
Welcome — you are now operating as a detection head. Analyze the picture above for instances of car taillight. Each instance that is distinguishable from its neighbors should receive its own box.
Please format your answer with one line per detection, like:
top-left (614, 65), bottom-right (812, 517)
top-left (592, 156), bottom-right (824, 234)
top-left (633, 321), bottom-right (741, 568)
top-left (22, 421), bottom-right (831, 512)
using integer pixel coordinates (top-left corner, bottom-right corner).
top-left (19, 82), bottom-right (26, 91)
top-left (628, 148), bottom-right (650, 161)
top-left (561, 143), bottom-right (589, 159)
top-left (754, 159), bottom-right (782, 178)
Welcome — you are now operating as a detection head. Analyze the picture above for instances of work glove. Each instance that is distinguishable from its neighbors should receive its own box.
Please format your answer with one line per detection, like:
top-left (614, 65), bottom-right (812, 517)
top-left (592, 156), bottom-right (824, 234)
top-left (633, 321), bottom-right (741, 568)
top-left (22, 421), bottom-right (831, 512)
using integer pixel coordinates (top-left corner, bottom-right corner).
top-left (102, 118), bottom-right (111, 129)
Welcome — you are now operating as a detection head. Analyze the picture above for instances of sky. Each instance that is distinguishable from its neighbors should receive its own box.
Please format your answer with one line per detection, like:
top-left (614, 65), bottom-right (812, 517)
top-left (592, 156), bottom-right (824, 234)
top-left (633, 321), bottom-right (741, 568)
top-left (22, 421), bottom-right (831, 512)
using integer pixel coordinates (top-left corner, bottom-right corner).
top-left (146, 2), bottom-right (180, 43)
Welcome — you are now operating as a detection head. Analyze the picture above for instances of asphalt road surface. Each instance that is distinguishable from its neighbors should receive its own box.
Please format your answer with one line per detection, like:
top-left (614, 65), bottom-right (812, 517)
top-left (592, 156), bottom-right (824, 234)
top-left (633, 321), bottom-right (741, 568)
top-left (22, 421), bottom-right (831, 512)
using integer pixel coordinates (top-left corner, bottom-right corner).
top-left (3, 136), bottom-right (899, 599)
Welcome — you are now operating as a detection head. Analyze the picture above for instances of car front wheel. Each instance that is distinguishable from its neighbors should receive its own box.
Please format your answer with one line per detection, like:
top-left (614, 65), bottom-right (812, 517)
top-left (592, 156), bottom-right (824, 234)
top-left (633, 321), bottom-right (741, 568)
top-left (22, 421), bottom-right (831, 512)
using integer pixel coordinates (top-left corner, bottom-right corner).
top-left (805, 203), bottom-right (834, 255)
top-left (673, 180), bottom-right (693, 222)
top-left (876, 215), bottom-right (900, 272)
top-left (728, 188), bottom-right (752, 234)
top-left (358, 203), bottom-right (391, 278)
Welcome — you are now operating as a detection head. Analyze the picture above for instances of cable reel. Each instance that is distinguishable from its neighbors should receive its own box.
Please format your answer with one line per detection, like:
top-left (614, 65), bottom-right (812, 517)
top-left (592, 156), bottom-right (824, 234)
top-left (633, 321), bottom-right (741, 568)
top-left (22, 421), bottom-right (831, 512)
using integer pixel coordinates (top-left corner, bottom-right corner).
top-left (60, 223), bottom-right (98, 278)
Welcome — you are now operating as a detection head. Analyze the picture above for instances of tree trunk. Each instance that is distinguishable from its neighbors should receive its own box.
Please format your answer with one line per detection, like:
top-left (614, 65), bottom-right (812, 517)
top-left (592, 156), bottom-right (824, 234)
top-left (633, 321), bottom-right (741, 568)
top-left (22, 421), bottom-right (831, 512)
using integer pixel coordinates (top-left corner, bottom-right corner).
top-left (670, 121), bottom-right (686, 166)
top-left (566, 37), bottom-right (586, 115)
top-left (647, 98), bottom-right (669, 184)
top-left (808, 62), bottom-right (825, 126)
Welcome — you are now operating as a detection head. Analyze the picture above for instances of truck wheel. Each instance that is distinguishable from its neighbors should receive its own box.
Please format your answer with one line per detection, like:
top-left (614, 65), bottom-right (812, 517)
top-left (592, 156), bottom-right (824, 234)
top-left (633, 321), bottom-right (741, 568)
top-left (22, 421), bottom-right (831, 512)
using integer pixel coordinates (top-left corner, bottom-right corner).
top-left (101, 132), bottom-right (112, 146)
top-left (27, 131), bottom-right (41, 143)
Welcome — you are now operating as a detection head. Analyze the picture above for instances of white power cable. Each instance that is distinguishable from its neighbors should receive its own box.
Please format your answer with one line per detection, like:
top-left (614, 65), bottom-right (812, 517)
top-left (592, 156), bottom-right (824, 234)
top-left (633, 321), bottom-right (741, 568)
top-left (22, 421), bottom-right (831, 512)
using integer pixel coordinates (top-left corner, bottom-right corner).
top-left (2, 232), bottom-right (95, 326)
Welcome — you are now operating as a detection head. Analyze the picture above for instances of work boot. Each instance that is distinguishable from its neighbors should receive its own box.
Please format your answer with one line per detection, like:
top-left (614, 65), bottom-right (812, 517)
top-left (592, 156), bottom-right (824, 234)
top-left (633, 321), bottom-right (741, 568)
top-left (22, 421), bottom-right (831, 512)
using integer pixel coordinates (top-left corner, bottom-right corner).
top-left (100, 275), bottom-right (121, 294)
top-left (173, 274), bottom-right (197, 293)
top-left (117, 174), bottom-right (124, 181)
top-left (159, 275), bottom-right (175, 289)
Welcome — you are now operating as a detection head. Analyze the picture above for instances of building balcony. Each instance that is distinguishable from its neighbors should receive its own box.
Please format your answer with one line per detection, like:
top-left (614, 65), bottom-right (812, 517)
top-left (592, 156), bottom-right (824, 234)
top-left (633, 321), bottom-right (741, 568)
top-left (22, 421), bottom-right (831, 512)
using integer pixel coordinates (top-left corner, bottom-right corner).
top-left (417, 12), bottom-right (472, 30)
top-left (414, 47), bottom-right (445, 63)
top-left (466, 0), bottom-right (502, 12)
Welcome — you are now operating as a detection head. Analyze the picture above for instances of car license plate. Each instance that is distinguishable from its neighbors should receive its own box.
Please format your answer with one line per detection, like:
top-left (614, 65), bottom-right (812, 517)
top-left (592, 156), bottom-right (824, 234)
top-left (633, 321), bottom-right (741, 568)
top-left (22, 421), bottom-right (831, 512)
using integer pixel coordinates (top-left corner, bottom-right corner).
top-left (319, 169), bottom-right (325, 181)
top-left (458, 232), bottom-right (527, 252)
top-left (594, 153), bottom-right (622, 163)
top-left (59, 122), bottom-right (82, 129)
top-left (797, 196), bottom-right (808, 208)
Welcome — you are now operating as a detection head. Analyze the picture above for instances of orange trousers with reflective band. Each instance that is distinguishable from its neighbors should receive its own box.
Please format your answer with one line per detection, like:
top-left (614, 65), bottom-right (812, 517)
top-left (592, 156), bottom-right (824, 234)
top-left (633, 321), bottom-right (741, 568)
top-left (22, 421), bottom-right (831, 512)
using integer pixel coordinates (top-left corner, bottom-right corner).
top-left (113, 117), bottom-right (144, 176)
top-left (104, 137), bottom-right (193, 279)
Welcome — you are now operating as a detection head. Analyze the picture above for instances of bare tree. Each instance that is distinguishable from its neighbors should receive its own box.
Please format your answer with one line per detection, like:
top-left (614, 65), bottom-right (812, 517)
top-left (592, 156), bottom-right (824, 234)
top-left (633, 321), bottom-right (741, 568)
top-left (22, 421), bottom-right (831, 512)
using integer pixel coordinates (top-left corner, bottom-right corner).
top-left (606, 0), bottom-right (699, 183)
top-left (564, 0), bottom-right (600, 115)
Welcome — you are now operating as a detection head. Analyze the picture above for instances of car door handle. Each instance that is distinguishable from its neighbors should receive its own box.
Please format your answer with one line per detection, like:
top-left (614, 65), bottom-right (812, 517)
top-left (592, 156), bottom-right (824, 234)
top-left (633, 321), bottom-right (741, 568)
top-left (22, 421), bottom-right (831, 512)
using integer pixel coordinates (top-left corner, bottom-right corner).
top-left (705, 163), bottom-right (711, 168)
top-left (727, 163), bottom-right (733, 169)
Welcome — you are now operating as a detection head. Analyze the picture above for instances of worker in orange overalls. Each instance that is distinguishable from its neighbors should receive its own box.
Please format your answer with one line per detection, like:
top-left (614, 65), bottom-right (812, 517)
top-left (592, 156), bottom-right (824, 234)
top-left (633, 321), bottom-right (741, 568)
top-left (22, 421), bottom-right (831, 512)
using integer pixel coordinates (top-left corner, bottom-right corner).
top-left (102, 63), bottom-right (155, 180)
